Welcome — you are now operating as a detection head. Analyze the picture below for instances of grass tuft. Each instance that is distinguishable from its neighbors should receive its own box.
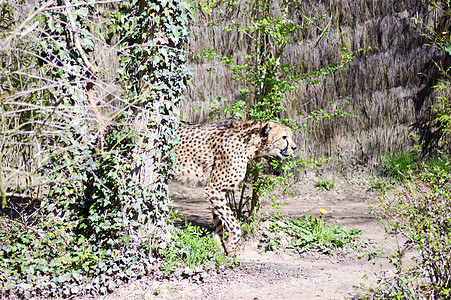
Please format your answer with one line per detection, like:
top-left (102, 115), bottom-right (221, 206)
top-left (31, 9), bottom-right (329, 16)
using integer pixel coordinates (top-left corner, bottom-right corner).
top-left (383, 151), bottom-right (418, 181)
top-left (313, 178), bottom-right (335, 191)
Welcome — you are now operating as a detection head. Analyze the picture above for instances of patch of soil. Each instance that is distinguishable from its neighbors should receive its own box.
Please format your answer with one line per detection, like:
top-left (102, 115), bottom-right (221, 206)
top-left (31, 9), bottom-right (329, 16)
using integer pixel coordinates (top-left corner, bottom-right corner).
top-left (99, 173), bottom-right (402, 299)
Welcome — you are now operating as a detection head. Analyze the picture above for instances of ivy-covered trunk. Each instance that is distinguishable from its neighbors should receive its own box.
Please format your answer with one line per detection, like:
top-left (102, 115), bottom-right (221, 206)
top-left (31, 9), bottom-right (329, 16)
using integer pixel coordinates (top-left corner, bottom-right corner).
top-left (116, 0), bottom-right (191, 236)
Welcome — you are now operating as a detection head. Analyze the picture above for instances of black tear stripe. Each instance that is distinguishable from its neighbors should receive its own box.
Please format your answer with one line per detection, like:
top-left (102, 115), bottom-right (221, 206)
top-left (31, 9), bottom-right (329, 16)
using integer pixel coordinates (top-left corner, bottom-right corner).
top-left (281, 139), bottom-right (289, 157)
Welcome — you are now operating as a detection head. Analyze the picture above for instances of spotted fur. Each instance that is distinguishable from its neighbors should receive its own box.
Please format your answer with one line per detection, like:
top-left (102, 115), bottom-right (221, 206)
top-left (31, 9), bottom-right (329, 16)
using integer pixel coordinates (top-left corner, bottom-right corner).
top-left (174, 119), bottom-right (296, 257)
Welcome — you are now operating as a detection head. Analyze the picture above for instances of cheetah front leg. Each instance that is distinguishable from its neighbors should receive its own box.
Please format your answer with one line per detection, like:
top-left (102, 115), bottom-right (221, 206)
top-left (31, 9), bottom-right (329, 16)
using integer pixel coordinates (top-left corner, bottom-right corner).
top-left (205, 187), bottom-right (242, 257)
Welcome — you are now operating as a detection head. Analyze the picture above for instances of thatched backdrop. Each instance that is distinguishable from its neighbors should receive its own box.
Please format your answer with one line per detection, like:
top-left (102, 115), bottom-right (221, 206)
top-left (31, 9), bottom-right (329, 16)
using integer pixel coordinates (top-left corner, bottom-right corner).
top-left (183, 0), bottom-right (448, 170)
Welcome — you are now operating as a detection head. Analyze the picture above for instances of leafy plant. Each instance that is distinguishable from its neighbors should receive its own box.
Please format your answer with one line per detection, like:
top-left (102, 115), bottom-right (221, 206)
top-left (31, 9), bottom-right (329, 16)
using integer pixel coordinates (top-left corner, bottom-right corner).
top-left (262, 210), bottom-right (363, 254)
top-left (313, 178), bottom-right (335, 191)
top-left (160, 222), bottom-right (230, 279)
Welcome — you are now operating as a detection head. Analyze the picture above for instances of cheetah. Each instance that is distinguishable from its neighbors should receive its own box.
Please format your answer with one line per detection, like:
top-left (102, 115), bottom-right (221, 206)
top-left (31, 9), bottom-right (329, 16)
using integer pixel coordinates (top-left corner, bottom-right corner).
top-left (174, 119), bottom-right (297, 257)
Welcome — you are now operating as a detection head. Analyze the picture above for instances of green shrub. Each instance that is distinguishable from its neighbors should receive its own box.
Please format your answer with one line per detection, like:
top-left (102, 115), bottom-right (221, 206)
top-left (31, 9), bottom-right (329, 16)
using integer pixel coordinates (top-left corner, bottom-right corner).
top-left (367, 0), bottom-right (451, 296)
top-left (373, 155), bottom-right (451, 298)
top-left (0, 126), bottom-right (158, 298)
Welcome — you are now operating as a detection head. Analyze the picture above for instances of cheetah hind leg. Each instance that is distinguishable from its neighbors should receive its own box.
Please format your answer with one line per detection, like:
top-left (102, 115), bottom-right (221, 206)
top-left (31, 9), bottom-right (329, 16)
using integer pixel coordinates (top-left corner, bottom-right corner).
top-left (212, 205), bottom-right (241, 257)
top-left (212, 212), bottom-right (226, 252)
top-left (224, 216), bottom-right (241, 257)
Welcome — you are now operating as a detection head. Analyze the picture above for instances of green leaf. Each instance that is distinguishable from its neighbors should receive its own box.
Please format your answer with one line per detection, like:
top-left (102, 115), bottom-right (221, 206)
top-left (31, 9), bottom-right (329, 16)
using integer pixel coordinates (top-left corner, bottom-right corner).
top-left (444, 45), bottom-right (451, 56)
top-left (77, 7), bottom-right (89, 17)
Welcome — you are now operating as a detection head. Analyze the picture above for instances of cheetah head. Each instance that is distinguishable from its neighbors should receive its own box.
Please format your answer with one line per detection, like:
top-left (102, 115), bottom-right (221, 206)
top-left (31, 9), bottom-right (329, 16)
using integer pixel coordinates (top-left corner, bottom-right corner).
top-left (256, 121), bottom-right (297, 159)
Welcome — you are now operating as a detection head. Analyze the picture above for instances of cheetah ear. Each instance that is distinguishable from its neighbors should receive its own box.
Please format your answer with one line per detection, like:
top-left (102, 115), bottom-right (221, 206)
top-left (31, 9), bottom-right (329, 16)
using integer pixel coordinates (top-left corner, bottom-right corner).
top-left (260, 122), bottom-right (271, 138)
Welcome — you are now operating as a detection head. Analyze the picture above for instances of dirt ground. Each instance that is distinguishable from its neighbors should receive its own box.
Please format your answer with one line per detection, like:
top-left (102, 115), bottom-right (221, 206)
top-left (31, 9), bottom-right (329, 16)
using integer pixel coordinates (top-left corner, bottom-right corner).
top-left (99, 172), bottom-right (403, 300)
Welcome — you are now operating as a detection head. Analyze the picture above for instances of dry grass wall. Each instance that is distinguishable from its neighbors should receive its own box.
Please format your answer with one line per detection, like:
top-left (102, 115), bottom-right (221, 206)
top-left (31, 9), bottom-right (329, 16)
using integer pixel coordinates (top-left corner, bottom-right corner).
top-left (184, 0), bottom-right (448, 171)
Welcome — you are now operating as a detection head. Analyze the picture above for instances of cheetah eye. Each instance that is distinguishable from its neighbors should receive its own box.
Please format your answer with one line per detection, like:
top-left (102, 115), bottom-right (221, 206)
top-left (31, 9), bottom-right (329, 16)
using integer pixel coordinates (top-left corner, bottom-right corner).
top-left (282, 136), bottom-right (287, 140)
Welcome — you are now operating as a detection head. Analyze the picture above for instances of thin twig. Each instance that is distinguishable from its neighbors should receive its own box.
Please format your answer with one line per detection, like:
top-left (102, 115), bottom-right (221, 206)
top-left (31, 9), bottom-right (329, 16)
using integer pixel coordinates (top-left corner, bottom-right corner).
top-left (5, 219), bottom-right (44, 239)
top-left (314, 15), bottom-right (333, 48)
top-left (64, 0), bottom-right (105, 132)
top-left (63, 0), bottom-right (98, 76)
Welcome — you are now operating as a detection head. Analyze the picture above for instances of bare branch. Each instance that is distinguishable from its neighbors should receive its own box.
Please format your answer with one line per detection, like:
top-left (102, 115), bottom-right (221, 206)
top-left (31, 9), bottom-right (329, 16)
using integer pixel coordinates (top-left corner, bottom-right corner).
top-left (63, 0), bottom-right (105, 132)
top-left (63, 0), bottom-right (99, 76)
